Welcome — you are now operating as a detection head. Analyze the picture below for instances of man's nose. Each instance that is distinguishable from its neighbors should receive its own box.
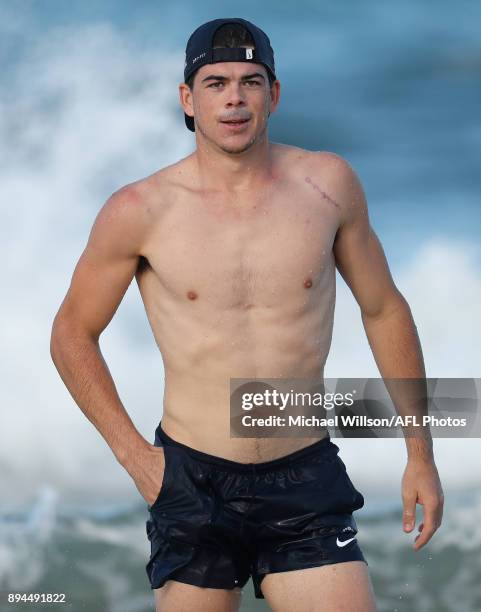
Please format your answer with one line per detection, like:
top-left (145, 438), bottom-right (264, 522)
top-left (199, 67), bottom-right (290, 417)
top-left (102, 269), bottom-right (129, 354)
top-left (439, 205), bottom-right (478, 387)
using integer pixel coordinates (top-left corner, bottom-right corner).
top-left (225, 83), bottom-right (246, 105)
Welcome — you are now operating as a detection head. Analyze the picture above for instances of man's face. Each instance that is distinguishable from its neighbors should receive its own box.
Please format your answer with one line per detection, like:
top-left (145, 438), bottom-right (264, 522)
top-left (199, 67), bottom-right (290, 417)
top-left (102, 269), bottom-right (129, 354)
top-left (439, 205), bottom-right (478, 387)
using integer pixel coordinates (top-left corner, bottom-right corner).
top-left (181, 56), bottom-right (279, 154)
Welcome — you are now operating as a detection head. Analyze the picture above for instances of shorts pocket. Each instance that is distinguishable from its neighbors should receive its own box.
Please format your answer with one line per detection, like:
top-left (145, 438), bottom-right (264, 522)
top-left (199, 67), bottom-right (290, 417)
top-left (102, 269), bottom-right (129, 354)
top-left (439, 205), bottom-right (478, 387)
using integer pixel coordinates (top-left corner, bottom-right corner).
top-left (294, 454), bottom-right (363, 514)
top-left (337, 457), bottom-right (365, 511)
top-left (148, 445), bottom-right (171, 510)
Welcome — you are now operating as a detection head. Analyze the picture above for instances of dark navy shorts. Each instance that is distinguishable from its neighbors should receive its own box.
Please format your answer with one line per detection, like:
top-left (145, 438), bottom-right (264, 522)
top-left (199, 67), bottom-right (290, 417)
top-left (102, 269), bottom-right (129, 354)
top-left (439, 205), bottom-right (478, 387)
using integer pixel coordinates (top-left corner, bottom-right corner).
top-left (145, 421), bottom-right (367, 599)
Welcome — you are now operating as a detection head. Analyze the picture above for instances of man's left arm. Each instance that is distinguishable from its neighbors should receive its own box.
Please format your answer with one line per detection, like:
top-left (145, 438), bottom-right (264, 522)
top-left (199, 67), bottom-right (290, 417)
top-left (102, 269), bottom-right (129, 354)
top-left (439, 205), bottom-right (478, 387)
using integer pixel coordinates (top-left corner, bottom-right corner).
top-left (324, 153), bottom-right (444, 551)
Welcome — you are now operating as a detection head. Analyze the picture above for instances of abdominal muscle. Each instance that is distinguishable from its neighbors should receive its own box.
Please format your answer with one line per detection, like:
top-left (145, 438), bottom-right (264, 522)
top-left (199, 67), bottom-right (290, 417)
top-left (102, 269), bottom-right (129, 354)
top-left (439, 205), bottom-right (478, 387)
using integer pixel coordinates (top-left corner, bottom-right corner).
top-left (138, 264), bottom-right (335, 463)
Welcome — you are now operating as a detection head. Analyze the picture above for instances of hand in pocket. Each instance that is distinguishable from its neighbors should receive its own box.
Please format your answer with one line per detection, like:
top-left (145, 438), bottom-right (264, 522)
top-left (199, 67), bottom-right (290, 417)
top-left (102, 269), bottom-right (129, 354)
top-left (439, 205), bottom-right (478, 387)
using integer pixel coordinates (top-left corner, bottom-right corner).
top-left (132, 444), bottom-right (166, 506)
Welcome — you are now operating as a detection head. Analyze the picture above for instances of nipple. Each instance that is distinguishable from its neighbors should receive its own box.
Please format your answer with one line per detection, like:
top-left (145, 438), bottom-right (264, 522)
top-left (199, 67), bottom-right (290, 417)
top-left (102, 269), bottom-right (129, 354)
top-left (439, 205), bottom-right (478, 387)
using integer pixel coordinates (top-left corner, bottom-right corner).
top-left (303, 278), bottom-right (313, 289)
top-left (187, 290), bottom-right (198, 300)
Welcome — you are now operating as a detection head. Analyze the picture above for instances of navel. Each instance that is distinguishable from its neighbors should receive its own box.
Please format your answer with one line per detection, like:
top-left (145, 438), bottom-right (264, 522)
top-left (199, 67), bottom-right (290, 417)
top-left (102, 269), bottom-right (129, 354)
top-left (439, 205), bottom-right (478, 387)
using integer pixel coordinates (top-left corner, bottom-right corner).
top-left (187, 290), bottom-right (198, 300)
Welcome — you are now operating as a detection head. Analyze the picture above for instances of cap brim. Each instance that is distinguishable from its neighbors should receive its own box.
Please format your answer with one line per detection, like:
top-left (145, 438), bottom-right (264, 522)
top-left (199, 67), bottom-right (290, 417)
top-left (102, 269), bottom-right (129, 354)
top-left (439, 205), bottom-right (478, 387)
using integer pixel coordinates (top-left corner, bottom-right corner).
top-left (184, 112), bottom-right (195, 132)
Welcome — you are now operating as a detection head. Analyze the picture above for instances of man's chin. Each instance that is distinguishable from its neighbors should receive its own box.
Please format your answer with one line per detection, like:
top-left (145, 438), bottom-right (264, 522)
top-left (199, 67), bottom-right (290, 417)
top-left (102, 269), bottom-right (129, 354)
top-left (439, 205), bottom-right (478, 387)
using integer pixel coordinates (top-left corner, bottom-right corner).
top-left (219, 140), bottom-right (256, 154)
top-left (217, 127), bottom-right (263, 154)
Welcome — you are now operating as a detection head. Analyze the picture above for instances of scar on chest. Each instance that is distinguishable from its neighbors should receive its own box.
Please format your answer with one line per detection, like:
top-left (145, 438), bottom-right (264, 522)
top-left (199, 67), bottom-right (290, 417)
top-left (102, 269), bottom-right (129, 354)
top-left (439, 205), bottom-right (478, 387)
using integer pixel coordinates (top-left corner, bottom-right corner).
top-left (304, 176), bottom-right (340, 209)
top-left (187, 290), bottom-right (198, 300)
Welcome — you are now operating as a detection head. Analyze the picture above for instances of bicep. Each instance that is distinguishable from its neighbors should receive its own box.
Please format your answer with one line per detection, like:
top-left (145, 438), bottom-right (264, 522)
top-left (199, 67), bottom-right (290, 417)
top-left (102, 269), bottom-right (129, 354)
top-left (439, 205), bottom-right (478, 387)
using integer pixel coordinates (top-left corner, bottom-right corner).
top-left (331, 158), bottom-right (402, 317)
top-left (55, 187), bottom-right (147, 339)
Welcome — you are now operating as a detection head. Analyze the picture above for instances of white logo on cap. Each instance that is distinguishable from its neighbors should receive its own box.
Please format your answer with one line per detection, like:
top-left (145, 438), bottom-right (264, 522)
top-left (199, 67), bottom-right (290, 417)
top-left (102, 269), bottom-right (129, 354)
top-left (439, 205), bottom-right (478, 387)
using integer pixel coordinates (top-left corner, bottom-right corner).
top-left (246, 49), bottom-right (253, 59)
top-left (193, 52), bottom-right (207, 64)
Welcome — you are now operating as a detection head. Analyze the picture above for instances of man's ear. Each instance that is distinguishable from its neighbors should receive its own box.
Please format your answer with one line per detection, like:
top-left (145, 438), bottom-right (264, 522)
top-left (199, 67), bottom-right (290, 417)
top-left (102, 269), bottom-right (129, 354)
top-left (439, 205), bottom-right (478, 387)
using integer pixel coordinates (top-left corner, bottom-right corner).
top-left (179, 83), bottom-right (194, 118)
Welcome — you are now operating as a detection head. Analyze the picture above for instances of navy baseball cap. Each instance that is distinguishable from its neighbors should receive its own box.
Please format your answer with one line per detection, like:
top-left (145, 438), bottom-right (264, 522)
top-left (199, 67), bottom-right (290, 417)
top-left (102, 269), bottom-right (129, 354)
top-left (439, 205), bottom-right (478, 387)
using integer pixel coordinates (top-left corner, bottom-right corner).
top-left (183, 18), bottom-right (276, 132)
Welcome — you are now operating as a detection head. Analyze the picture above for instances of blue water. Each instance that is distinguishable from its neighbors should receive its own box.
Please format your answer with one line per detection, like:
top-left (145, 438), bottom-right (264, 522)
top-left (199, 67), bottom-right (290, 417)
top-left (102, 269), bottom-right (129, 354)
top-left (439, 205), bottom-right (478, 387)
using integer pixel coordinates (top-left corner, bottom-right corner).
top-left (1, 1), bottom-right (480, 610)
top-left (4, 1), bottom-right (480, 251)
top-left (1, 487), bottom-right (481, 611)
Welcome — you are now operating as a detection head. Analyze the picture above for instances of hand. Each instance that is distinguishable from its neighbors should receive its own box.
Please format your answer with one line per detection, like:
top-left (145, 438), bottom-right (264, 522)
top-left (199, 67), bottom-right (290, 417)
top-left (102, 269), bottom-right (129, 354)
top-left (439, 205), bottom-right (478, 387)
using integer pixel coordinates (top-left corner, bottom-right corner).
top-left (401, 457), bottom-right (444, 551)
top-left (126, 444), bottom-right (166, 506)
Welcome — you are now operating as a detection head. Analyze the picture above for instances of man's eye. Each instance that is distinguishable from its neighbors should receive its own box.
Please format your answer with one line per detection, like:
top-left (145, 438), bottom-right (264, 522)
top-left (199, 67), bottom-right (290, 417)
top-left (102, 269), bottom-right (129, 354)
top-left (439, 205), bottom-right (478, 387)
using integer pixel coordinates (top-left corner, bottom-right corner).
top-left (208, 81), bottom-right (260, 88)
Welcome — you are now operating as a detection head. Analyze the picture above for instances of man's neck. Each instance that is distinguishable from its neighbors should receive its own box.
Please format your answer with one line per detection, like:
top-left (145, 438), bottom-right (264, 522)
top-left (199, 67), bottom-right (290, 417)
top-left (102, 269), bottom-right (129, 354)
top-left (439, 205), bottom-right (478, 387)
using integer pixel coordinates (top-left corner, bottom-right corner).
top-left (193, 136), bottom-right (276, 195)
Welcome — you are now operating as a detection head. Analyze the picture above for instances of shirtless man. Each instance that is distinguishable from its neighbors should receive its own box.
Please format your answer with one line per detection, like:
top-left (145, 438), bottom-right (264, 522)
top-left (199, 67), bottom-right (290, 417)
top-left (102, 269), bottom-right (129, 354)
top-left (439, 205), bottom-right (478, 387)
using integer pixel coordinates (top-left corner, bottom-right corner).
top-left (50, 17), bottom-right (444, 612)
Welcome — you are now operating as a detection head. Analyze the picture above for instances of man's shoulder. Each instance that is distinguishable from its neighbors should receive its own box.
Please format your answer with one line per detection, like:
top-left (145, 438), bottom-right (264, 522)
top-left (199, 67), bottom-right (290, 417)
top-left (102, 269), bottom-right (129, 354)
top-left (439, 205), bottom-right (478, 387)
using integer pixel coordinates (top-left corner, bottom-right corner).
top-left (279, 146), bottom-right (366, 224)
top-left (274, 143), bottom-right (352, 175)
top-left (306, 149), bottom-right (353, 175)
top-left (106, 156), bottom-right (194, 212)
top-left (93, 163), bottom-right (188, 256)
top-left (310, 152), bottom-right (368, 227)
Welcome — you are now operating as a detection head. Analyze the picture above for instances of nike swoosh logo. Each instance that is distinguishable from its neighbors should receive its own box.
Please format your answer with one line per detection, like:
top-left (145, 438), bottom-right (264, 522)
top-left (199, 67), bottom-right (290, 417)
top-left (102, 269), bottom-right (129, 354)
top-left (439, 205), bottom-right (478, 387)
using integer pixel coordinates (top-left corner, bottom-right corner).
top-left (336, 536), bottom-right (356, 548)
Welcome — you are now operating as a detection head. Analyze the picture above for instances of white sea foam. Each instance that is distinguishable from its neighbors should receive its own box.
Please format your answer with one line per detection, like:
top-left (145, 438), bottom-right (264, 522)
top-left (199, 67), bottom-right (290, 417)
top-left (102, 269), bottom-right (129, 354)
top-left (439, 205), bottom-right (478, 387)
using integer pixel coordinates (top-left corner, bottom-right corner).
top-left (0, 16), bottom-right (480, 512)
top-left (0, 21), bottom-right (191, 506)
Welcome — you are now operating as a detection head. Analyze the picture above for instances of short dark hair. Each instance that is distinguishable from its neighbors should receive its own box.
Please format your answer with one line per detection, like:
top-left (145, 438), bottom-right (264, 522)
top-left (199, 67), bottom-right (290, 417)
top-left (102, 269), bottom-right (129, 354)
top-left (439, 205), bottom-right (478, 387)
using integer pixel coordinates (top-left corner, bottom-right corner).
top-left (185, 23), bottom-right (276, 91)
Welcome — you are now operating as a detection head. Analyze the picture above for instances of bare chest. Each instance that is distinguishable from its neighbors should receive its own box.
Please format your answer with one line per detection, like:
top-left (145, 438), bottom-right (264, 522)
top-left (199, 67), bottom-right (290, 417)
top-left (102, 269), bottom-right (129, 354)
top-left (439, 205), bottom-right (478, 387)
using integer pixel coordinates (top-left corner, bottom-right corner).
top-left (140, 178), bottom-right (340, 308)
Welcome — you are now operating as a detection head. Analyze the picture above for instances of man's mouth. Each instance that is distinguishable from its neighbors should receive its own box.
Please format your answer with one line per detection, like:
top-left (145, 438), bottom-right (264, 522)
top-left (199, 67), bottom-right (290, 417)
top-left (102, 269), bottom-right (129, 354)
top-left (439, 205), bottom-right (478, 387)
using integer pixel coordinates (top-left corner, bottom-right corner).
top-left (221, 118), bottom-right (250, 124)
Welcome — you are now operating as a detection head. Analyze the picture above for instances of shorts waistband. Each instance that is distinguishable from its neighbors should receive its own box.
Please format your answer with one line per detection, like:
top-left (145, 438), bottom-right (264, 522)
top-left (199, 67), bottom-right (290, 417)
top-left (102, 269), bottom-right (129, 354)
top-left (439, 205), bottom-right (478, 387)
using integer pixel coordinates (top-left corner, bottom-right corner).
top-left (155, 420), bottom-right (335, 473)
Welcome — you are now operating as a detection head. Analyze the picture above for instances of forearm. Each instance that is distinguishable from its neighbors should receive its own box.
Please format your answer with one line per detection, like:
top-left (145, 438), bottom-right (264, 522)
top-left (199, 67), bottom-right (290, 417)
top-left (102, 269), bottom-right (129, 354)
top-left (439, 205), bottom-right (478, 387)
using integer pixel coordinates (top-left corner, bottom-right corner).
top-left (362, 298), bottom-right (433, 461)
top-left (50, 319), bottom-right (148, 468)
